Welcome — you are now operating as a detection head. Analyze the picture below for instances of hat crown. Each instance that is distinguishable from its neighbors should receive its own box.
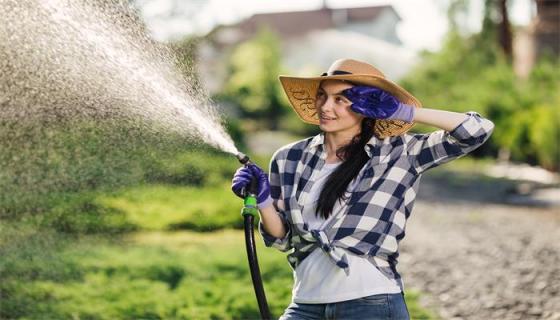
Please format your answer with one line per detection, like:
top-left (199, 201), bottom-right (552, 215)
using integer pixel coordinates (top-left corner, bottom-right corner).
top-left (327, 58), bottom-right (385, 78)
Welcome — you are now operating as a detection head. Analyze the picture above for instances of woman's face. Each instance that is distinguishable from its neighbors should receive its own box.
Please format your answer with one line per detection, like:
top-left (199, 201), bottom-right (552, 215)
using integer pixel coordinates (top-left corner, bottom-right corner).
top-left (315, 80), bottom-right (364, 135)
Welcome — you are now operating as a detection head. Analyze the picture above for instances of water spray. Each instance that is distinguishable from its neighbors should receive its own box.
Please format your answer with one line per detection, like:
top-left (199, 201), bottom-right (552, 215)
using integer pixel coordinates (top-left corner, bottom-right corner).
top-left (235, 152), bottom-right (272, 320)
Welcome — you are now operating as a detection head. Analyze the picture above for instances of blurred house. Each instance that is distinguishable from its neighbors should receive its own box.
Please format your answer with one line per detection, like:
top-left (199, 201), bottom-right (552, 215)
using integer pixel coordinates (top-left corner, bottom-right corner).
top-left (533, 0), bottom-right (559, 58)
top-left (197, 4), bottom-right (418, 94)
top-left (513, 0), bottom-right (559, 79)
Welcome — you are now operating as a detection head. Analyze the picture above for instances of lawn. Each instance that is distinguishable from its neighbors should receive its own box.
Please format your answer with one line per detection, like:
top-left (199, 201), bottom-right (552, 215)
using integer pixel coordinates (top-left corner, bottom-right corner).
top-left (1, 226), bottom-right (437, 319)
top-left (0, 149), bottom-right (442, 319)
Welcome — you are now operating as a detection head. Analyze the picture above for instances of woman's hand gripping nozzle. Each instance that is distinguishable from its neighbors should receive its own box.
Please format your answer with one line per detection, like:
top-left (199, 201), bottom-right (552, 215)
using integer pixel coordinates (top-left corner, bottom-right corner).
top-left (235, 152), bottom-right (259, 216)
top-left (233, 152), bottom-right (273, 319)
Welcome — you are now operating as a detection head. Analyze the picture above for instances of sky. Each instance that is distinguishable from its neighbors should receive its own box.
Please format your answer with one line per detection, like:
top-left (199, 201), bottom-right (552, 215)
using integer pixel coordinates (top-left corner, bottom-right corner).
top-left (136, 0), bottom-right (534, 52)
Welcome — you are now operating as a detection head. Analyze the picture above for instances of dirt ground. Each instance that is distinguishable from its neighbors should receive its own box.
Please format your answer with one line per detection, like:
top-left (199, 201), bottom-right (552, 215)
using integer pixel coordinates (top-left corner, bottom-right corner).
top-left (399, 169), bottom-right (559, 320)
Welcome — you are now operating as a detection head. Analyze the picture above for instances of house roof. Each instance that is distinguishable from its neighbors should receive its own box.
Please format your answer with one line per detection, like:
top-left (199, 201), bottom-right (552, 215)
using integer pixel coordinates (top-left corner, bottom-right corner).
top-left (205, 5), bottom-right (401, 47)
top-left (235, 5), bottom-right (400, 39)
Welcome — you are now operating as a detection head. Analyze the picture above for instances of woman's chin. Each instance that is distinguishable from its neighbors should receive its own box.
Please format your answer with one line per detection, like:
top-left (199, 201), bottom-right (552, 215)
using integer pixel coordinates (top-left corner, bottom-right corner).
top-left (320, 122), bottom-right (363, 136)
top-left (320, 121), bottom-right (348, 132)
top-left (319, 123), bottom-right (335, 132)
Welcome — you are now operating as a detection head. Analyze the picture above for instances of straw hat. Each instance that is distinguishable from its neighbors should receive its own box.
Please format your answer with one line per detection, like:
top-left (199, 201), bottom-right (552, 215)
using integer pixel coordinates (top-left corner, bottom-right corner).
top-left (278, 58), bottom-right (422, 138)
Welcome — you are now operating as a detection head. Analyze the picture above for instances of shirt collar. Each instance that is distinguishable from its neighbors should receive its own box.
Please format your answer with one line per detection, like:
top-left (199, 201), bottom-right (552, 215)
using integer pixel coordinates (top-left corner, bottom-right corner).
top-left (308, 132), bottom-right (325, 150)
top-left (308, 132), bottom-right (383, 159)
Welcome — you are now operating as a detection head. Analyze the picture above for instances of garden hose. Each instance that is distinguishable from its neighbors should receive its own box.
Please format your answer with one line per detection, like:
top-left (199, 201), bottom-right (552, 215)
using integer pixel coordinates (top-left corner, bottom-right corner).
top-left (236, 152), bottom-right (272, 320)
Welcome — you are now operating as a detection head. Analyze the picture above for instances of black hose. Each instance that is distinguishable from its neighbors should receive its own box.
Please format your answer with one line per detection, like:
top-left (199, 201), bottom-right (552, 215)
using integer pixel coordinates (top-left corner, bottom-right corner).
top-left (243, 214), bottom-right (272, 320)
top-left (236, 152), bottom-right (272, 320)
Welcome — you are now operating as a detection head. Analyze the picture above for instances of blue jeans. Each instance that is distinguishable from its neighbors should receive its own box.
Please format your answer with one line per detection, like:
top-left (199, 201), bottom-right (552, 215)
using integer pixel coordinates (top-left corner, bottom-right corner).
top-left (279, 292), bottom-right (410, 320)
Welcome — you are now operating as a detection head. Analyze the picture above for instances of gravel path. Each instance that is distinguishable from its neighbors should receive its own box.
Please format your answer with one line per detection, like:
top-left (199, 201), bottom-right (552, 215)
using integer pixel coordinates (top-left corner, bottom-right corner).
top-left (399, 176), bottom-right (560, 320)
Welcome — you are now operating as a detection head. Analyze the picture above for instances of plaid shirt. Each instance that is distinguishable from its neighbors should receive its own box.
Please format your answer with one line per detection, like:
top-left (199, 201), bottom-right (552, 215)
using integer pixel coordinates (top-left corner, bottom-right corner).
top-left (258, 111), bottom-right (495, 292)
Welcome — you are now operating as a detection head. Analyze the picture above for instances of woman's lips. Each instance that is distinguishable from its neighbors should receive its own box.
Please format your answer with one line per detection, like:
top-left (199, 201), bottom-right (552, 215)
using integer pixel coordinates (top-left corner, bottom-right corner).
top-left (320, 115), bottom-right (337, 123)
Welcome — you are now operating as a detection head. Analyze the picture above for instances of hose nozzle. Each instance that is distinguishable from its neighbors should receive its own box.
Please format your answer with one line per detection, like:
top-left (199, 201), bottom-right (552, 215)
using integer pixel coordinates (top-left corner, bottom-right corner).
top-left (236, 152), bottom-right (251, 165)
top-left (235, 152), bottom-right (258, 197)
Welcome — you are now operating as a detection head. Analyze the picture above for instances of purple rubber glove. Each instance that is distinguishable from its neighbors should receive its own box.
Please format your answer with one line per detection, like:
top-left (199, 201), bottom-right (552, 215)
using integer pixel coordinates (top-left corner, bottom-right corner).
top-left (231, 163), bottom-right (273, 209)
top-left (342, 86), bottom-right (415, 123)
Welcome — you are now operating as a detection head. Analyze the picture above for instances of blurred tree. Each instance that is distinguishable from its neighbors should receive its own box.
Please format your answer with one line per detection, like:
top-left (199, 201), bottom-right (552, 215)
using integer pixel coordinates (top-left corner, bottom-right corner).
top-left (220, 28), bottom-right (289, 130)
top-left (477, 0), bottom-right (513, 63)
top-left (401, 0), bottom-right (560, 171)
top-left (498, 0), bottom-right (513, 61)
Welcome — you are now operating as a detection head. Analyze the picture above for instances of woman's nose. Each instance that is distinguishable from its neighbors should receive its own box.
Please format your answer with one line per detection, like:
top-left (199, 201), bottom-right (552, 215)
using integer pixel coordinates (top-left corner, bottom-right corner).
top-left (320, 97), bottom-right (335, 112)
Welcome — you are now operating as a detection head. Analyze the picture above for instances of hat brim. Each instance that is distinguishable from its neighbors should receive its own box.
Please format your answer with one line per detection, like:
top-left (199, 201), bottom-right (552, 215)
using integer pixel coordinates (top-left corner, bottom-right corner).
top-left (278, 74), bottom-right (422, 138)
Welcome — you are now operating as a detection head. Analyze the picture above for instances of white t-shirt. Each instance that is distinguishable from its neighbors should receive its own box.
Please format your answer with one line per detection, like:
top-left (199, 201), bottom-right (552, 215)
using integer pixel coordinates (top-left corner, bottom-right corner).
top-left (292, 161), bottom-right (402, 304)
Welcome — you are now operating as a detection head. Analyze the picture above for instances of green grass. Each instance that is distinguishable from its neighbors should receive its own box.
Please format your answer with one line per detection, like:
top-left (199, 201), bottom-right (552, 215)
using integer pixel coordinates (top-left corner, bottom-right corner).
top-left (1, 227), bottom-right (438, 319)
top-left (94, 156), bottom-right (501, 233)
top-left (97, 182), bottom-right (244, 231)
top-left (0, 149), bottom-right (458, 319)
top-left (401, 289), bottom-right (441, 320)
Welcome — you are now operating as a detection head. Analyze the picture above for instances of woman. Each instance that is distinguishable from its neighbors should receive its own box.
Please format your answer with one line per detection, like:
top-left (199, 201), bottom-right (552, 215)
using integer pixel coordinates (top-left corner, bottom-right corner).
top-left (231, 59), bottom-right (494, 320)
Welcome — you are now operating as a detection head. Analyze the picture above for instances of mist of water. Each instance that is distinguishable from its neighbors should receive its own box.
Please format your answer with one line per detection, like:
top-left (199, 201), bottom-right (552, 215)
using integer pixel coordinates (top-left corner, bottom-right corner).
top-left (0, 0), bottom-right (238, 155)
top-left (1, 3), bottom-right (248, 314)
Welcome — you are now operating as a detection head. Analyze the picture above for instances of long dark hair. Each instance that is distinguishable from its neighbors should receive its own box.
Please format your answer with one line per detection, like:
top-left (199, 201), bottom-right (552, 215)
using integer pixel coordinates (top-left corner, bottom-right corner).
top-left (315, 117), bottom-right (376, 219)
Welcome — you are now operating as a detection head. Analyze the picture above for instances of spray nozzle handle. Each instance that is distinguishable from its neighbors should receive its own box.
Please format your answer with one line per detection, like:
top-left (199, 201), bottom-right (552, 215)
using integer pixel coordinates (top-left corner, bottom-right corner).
top-left (235, 152), bottom-right (258, 198)
top-left (248, 176), bottom-right (258, 195)
top-left (241, 174), bottom-right (259, 198)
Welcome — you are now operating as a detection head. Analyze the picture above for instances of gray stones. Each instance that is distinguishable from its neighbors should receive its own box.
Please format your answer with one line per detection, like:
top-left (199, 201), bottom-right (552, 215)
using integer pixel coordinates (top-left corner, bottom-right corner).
top-left (399, 200), bottom-right (559, 320)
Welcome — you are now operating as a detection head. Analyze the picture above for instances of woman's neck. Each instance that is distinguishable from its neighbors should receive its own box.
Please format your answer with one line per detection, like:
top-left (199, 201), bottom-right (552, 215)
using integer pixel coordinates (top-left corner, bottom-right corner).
top-left (324, 131), bottom-right (357, 159)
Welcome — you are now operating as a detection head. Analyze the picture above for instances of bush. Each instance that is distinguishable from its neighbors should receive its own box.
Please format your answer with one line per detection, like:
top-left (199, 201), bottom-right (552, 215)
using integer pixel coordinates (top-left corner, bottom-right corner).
top-left (145, 148), bottom-right (241, 187)
top-left (401, 30), bottom-right (560, 171)
top-left (98, 182), bottom-right (244, 232)
top-left (0, 120), bottom-right (190, 217)
top-left (37, 192), bottom-right (137, 234)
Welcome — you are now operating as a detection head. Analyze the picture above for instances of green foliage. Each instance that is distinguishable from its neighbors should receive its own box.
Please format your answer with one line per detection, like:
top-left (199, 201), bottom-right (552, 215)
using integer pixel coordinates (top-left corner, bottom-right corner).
top-left (401, 289), bottom-right (441, 320)
top-left (522, 102), bottom-right (559, 169)
top-left (37, 192), bottom-right (137, 234)
top-left (0, 228), bottom-right (435, 319)
top-left (0, 107), bottom-right (247, 217)
top-left (401, 23), bottom-right (560, 171)
top-left (146, 148), bottom-right (240, 187)
top-left (0, 222), bottom-right (84, 283)
top-left (0, 119), bottom-right (187, 217)
top-left (2, 149), bottom-right (243, 234)
top-left (98, 183), bottom-right (244, 231)
top-left (223, 116), bottom-right (248, 152)
top-left (277, 107), bottom-right (322, 137)
top-left (171, 35), bottom-right (204, 94)
top-left (219, 28), bottom-right (290, 130)
top-left (0, 144), bottom-right (440, 319)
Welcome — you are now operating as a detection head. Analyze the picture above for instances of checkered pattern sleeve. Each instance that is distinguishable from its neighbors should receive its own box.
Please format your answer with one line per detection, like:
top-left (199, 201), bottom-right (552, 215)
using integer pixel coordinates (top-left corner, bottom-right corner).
top-left (257, 149), bottom-right (293, 252)
top-left (404, 111), bottom-right (495, 174)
